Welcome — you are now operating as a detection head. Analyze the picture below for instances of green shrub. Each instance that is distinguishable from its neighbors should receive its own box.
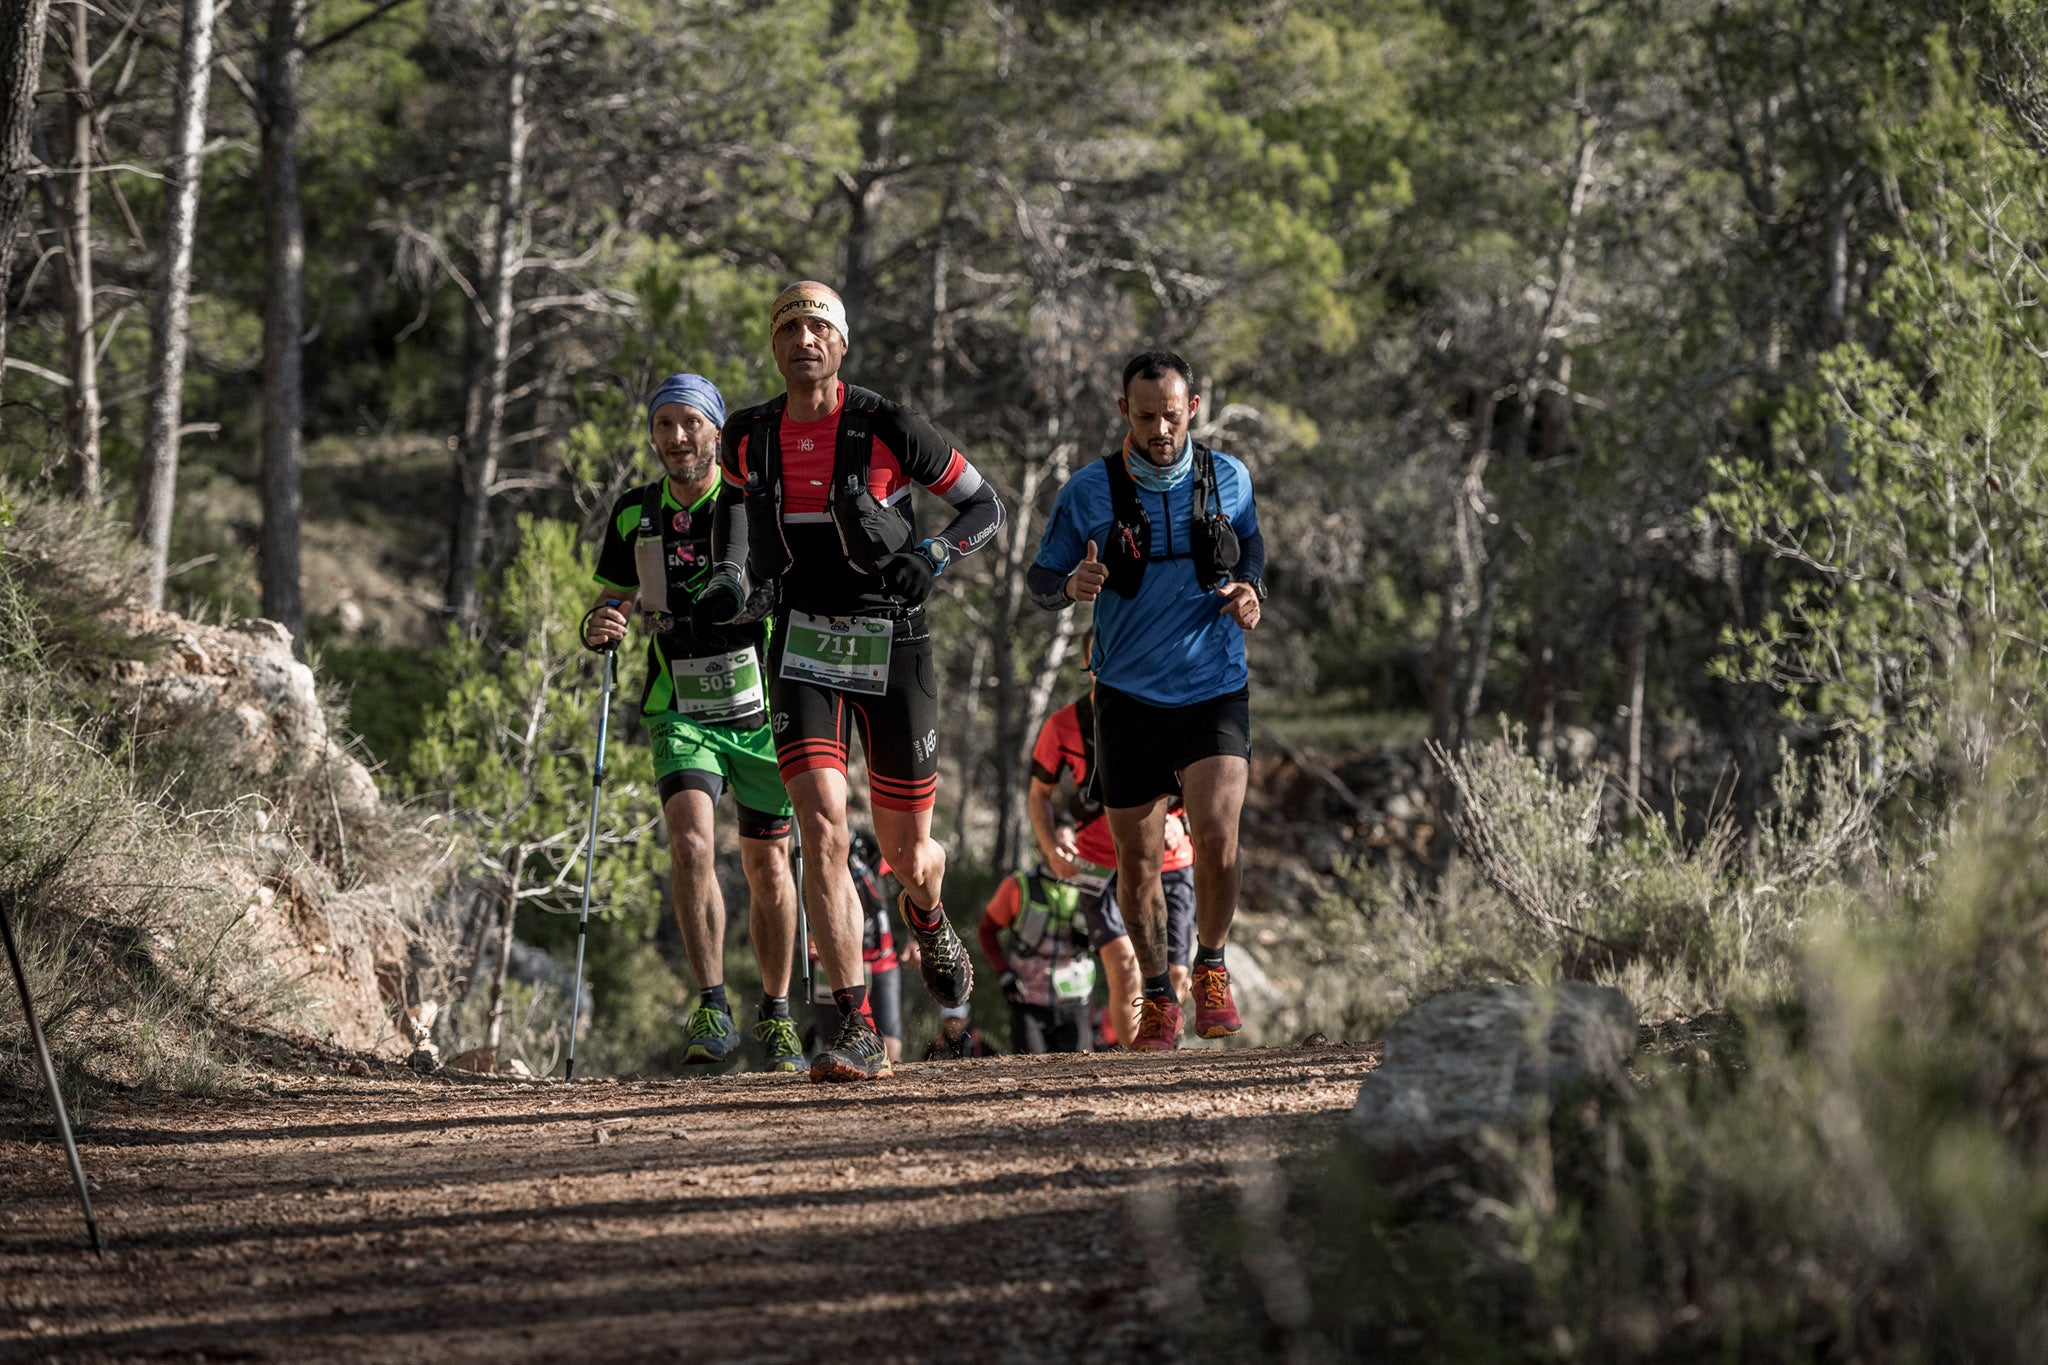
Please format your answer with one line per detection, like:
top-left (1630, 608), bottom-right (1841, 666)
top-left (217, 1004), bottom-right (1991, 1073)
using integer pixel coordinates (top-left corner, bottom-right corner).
top-left (1438, 728), bottom-right (1878, 1016)
top-left (1209, 712), bottom-right (2048, 1363)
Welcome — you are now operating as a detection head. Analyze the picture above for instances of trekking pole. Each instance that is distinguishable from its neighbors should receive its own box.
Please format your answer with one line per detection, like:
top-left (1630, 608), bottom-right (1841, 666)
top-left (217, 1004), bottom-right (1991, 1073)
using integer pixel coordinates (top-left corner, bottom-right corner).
top-left (564, 641), bottom-right (618, 1082)
top-left (0, 896), bottom-right (103, 1256)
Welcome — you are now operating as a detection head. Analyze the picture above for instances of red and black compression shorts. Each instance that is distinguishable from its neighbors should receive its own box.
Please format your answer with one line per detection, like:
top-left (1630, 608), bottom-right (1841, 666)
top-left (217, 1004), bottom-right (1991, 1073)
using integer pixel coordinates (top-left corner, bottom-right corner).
top-left (765, 611), bottom-right (940, 814)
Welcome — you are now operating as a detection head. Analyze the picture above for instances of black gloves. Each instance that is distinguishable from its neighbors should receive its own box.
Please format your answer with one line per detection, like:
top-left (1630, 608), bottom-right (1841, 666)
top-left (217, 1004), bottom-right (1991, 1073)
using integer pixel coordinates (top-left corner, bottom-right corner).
top-left (998, 969), bottom-right (1022, 1004)
top-left (690, 572), bottom-right (746, 634)
top-left (875, 551), bottom-right (935, 606)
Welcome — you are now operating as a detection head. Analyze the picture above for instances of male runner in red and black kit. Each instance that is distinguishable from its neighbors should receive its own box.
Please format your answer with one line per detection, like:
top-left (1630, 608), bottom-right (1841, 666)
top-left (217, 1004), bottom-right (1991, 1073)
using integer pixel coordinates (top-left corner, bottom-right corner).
top-left (699, 281), bottom-right (1003, 1083)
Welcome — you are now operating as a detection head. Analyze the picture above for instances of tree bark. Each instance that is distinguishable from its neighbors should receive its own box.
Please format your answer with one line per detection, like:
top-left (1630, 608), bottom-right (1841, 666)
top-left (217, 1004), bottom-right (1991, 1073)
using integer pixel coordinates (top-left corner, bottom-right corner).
top-left (1430, 382), bottom-right (1494, 755)
top-left (0, 0), bottom-right (53, 424)
top-left (837, 110), bottom-right (889, 345)
top-left (57, 1), bottom-right (99, 500)
top-left (986, 457), bottom-right (1046, 869)
top-left (484, 864), bottom-right (520, 1057)
top-left (448, 17), bottom-right (527, 639)
top-left (1505, 119), bottom-right (1599, 464)
top-left (259, 0), bottom-right (307, 651)
top-left (1621, 572), bottom-right (1647, 808)
top-left (135, 0), bottom-right (218, 610)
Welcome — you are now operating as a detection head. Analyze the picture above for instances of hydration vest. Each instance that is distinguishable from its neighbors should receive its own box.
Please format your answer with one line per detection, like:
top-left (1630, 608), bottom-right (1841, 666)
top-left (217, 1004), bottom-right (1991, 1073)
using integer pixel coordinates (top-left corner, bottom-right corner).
top-left (1006, 871), bottom-right (1090, 1008)
top-left (741, 384), bottom-right (912, 584)
top-left (1101, 442), bottom-right (1240, 597)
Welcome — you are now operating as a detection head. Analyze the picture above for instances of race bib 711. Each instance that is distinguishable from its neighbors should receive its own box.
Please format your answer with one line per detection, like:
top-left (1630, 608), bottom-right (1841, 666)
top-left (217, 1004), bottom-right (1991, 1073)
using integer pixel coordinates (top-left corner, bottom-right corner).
top-left (779, 611), bottom-right (893, 695)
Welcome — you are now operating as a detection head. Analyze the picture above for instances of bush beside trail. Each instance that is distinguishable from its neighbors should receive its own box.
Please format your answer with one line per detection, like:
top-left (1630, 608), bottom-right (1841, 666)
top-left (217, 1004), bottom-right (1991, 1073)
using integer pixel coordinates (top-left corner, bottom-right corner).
top-left (1192, 715), bottom-right (2048, 1363)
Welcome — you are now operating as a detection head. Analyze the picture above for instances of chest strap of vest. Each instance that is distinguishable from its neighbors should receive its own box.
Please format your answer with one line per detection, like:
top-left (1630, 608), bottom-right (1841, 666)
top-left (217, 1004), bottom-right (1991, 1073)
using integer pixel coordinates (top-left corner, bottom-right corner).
top-left (744, 397), bottom-right (794, 582)
top-left (744, 386), bottom-right (909, 580)
top-left (1102, 442), bottom-right (1238, 596)
top-left (829, 386), bottom-right (908, 575)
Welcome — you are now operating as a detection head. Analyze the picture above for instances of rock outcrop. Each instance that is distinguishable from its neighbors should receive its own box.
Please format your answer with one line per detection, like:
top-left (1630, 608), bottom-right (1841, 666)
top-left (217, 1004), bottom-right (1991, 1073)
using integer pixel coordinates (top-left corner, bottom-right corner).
top-left (1348, 982), bottom-right (1636, 1173)
top-left (111, 614), bottom-right (379, 815)
top-left (108, 611), bottom-right (431, 1057)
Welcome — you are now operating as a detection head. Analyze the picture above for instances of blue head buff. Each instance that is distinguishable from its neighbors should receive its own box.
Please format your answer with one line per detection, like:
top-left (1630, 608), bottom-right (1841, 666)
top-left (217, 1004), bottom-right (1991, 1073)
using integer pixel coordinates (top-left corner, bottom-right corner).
top-left (647, 373), bottom-right (726, 432)
top-left (1125, 436), bottom-right (1194, 494)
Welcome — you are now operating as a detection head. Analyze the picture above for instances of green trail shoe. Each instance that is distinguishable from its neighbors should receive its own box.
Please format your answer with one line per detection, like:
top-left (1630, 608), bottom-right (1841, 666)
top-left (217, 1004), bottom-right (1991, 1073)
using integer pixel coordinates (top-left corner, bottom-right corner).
top-left (753, 1015), bottom-right (804, 1073)
top-left (809, 1011), bottom-right (892, 1084)
top-left (682, 1004), bottom-right (739, 1064)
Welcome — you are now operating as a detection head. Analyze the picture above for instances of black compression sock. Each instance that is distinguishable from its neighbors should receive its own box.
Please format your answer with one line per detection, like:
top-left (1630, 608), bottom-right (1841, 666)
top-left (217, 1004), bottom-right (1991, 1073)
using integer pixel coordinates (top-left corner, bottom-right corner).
top-left (902, 893), bottom-right (944, 933)
top-left (832, 984), bottom-right (869, 1025)
top-left (1195, 943), bottom-right (1226, 970)
top-left (700, 983), bottom-right (730, 1014)
top-left (1141, 971), bottom-right (1174, 1003)
top-left (759, 994), bottom-right (789, 1021)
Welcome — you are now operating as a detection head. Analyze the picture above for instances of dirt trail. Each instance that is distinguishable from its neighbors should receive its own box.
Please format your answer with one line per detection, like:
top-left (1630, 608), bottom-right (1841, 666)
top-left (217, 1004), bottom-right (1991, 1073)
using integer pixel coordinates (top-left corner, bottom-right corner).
top-left (0, 1045), bottom-right (1376, 1364)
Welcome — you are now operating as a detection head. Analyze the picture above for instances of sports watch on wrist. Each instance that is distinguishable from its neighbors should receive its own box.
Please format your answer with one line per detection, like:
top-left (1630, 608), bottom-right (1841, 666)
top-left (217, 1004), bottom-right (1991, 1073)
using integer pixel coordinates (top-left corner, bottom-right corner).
top-left (1238, 575), bottom-right (1268, 603)
top-left (916, 537), bottom-right (953, 577)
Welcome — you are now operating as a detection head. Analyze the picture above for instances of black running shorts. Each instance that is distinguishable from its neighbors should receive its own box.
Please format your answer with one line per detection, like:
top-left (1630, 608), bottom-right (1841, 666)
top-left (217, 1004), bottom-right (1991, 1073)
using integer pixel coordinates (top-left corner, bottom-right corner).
top-left (1081, 866), bottom-right (1194, 966)
top-left (1092, 683), bottom-right (1251, 809)
top-left (766, 610), bottom-right (940, 813)
top-left (1009, 998), bottom-right (1091, 1054)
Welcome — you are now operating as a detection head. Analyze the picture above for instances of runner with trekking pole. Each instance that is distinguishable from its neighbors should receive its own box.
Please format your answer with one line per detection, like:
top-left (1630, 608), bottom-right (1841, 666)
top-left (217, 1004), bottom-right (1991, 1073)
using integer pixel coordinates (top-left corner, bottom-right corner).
top-left (1028, 350), bottom-right (1266, 1050)
top-left (581, 374), bottom-right (803, 1073)
top-left (701, 281), bottom-right (1005, 1082)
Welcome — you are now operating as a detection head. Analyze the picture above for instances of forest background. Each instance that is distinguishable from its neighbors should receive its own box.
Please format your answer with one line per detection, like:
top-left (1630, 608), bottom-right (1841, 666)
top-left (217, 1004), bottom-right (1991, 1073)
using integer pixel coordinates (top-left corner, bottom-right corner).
top-left (6, 0), bottom-right (2048, 1038)
top-left (10, 0), bottom-right (2048, 1354)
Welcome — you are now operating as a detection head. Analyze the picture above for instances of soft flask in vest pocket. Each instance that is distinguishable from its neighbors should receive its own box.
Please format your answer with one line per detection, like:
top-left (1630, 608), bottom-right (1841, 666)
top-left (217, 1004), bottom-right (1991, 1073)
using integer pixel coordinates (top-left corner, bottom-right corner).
top-left (1190, 509), bottom-right (1240, 591)
top-left (634, 537), bottom-right (669, 615)
top-left (832, 476), bottom-right (912, 575)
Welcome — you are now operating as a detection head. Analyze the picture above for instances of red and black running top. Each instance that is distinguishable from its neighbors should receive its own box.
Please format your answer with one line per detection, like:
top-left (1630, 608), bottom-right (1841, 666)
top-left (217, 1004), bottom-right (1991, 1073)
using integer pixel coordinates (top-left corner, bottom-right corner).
top-left (717, 381), bottom-right (1001, 617)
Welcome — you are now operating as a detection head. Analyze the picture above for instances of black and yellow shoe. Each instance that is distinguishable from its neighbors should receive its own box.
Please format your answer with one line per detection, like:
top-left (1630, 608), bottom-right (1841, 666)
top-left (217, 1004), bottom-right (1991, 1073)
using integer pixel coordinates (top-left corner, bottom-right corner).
top-left (752, 1015), bottom-right (804, 1073)
top-left (682, 1004), bottom-right (739, 1064)
top-left (809, 1011), bottom-right (892, 1084)
top-left (901, 890), bottom-right (973, 1009)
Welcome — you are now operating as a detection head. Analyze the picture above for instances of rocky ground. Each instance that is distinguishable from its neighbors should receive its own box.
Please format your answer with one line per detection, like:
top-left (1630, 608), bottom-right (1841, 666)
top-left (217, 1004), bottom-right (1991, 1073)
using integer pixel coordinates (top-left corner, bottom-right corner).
top-left (0, 1043), bottom-right (1377, 1364)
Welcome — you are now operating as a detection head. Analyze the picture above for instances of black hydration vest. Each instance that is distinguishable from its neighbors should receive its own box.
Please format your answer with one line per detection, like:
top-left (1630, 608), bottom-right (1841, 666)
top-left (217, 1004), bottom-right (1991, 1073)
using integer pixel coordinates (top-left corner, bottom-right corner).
top-left (1101, 442), bottom-right (1241, 597)
top-left (741, 385), bottom-right (911, 583)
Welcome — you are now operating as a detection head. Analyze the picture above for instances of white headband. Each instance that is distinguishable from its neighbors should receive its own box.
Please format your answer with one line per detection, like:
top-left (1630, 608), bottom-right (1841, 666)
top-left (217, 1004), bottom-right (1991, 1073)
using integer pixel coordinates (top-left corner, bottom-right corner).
top-left (769, 282), bottom-right (848, 343)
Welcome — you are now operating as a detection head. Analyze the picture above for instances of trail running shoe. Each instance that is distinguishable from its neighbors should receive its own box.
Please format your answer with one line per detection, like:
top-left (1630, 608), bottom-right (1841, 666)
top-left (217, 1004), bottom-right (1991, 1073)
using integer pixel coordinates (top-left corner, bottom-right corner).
top-left (682, 1004), bottom-right (739, 1064)
top-left (902, 890), bottom-right (973, 1009)
top-left (1192, 965), bottom-right (1243, 1039)
top-left (1130, 996), bottom-right (1183, 1052)
top-left (753, 1015), bottom-right (804, 1073)
top-left (810, 1011), bottom-right (893, 1084)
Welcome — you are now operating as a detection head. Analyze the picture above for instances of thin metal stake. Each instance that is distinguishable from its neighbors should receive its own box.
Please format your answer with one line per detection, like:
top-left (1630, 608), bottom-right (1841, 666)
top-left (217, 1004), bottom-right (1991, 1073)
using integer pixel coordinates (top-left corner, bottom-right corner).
top-left (793, 824), bottom-right (810, 1000)
top-left (564, 645), bottom-right (617, 1082)
top-left (0, 897), bottom-right (103, 1255)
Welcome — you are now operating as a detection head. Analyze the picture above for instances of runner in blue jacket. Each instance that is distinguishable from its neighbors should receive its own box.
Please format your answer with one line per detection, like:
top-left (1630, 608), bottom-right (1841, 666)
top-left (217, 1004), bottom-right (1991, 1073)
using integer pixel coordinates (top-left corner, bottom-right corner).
top-left (1026, 350), bottom-right (1267, 1050)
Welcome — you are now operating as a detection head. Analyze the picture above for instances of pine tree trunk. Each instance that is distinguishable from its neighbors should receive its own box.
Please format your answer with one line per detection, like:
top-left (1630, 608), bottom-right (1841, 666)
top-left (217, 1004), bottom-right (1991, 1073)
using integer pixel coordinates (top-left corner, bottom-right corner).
top-left (987, 459), bottom-right (1047, 869)
top-left (0, 0), bottom-right (53, 425)
top-left (449, 23), bottom-right (526, 639)
top-left (1622, 573), bottom-right (1647, 807)
top-left (484, 868), bottom-right (519, 1057)
top-left (258, 0), bottom-right (307, 652)
top-left (58, 2), bottom-right (99, 502)
top-left (135, 0), bottom-right (218, 610)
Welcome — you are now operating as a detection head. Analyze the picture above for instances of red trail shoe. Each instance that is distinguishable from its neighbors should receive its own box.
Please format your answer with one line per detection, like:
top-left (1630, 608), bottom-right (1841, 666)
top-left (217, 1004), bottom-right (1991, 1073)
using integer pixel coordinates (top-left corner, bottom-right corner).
top-left (1192, 965), bottom-right (1242, 1039)
top-left (1129, 996), bottom-right (1182, 1052)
